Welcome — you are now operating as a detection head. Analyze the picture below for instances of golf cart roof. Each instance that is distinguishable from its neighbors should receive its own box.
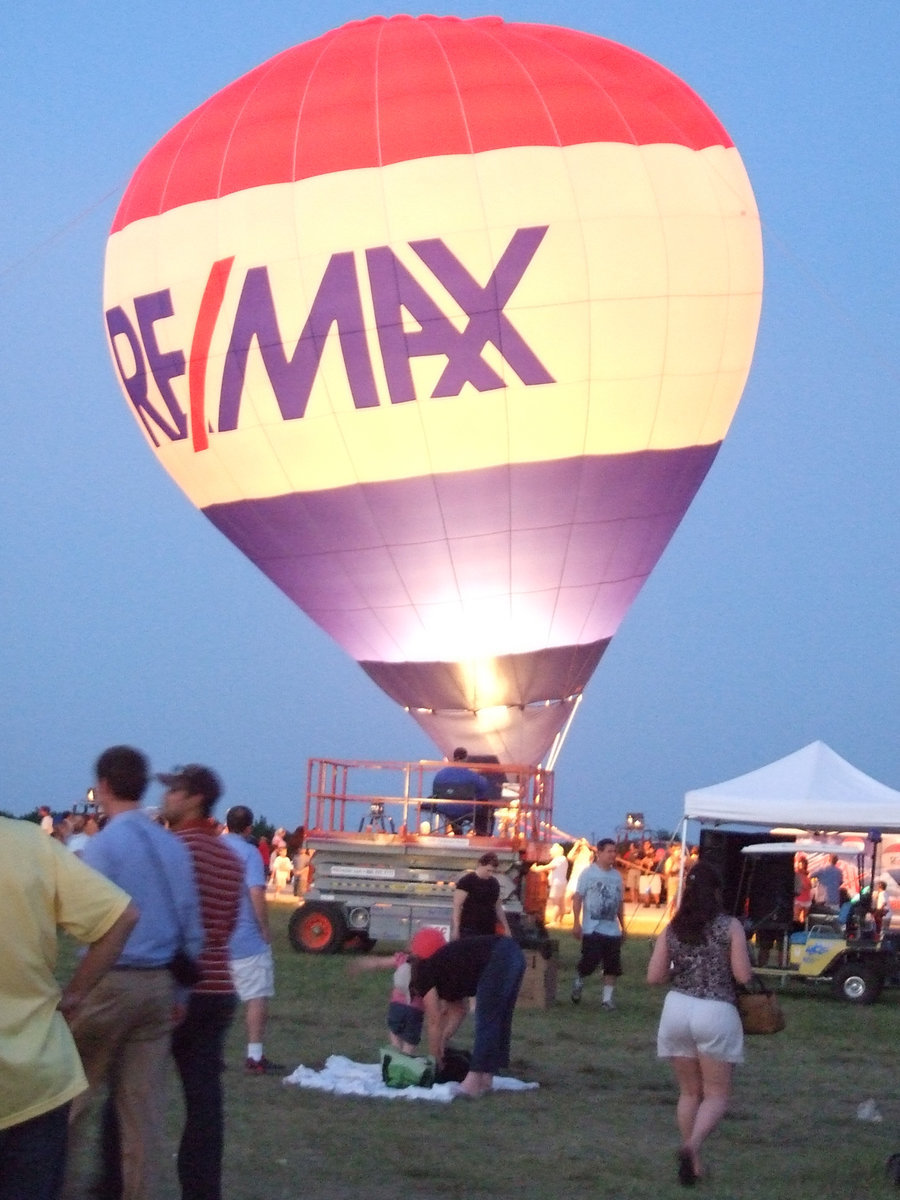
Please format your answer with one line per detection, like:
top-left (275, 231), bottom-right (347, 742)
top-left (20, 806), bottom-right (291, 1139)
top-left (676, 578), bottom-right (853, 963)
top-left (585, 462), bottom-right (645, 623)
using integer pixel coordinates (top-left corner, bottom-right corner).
top-left (740, 842), bottom-right (862, 857)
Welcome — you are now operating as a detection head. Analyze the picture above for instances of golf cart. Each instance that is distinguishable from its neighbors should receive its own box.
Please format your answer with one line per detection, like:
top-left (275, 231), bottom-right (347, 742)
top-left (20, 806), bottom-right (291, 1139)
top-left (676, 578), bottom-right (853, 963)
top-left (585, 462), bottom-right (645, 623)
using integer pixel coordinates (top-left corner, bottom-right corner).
top-left (738, 842), bottom-right (900, 1004)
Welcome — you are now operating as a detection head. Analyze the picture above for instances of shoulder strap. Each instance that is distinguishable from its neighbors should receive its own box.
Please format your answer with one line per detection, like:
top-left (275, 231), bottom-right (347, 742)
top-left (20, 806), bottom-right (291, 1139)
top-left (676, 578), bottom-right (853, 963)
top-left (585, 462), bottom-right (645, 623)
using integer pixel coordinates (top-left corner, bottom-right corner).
top-left (129, 816), bottom-right (187, 944)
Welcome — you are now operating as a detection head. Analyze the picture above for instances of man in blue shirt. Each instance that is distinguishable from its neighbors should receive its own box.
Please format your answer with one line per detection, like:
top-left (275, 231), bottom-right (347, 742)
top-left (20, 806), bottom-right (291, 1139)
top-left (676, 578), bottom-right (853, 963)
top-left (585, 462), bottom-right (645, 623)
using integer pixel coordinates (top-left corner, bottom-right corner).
top-left (429, 748), bottom-right (488, 834)
top-left (222, 805), bottom-right (282, 1075)
top-left (64, 746), bottom-right (202, 1200)
top-left (813, 855), bottom-right (844, 907)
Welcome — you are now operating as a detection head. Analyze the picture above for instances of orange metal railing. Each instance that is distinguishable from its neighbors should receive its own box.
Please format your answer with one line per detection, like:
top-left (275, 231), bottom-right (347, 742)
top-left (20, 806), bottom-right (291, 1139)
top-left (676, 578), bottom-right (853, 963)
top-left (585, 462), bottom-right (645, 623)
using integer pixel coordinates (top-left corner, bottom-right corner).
top-left (303, 757), bottom-right (555, 852)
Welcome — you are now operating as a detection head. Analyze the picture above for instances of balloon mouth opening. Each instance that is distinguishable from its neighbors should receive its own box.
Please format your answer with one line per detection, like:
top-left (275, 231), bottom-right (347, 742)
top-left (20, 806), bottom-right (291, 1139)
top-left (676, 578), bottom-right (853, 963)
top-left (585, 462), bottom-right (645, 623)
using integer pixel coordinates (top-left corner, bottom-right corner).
top-left (404, 697), bottom-right (580, 719)
top-left (403, 695), bottom-right (583, 770)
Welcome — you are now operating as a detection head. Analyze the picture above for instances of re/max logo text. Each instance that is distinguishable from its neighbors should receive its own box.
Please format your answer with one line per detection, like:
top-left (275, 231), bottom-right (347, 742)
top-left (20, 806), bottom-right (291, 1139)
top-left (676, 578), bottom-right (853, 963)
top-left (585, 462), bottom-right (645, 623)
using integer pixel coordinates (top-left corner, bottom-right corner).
top-left (106, 225), bottom-right (554, 451)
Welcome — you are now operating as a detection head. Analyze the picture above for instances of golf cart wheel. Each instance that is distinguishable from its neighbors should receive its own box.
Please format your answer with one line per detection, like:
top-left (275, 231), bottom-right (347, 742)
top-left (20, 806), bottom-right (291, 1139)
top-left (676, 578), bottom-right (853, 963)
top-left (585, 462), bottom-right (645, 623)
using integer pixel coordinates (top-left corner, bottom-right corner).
top-left (288, 904), bottom-right (346, 954)
top-left (831, 962), bottom-right (883, 1004)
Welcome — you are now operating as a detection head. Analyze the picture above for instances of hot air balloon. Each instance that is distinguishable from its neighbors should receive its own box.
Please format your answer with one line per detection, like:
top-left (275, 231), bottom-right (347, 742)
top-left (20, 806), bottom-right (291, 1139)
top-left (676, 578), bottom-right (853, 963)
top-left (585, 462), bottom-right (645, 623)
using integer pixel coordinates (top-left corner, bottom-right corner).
top-left (103, 15), bottom-right (762, 766)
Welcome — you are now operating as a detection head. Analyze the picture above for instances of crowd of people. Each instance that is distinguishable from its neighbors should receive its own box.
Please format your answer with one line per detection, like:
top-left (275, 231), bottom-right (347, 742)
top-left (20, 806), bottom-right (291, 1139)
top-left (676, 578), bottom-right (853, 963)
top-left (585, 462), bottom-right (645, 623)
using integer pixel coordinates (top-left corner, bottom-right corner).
top-left (6, 772), bottom-right (896, 1198)
top-left (346, 831), bottom-right (747, 1169)
top-left (43, 804), bottom-right (316, 902)
top-left (350, 850), bottom-right (526, 1098)
top-left (2, 746), bottom-right (284, 1200)
top-left (532, 836), bottom-right (700, 929)
top-left (417, 833), bottom-right (784, 1179)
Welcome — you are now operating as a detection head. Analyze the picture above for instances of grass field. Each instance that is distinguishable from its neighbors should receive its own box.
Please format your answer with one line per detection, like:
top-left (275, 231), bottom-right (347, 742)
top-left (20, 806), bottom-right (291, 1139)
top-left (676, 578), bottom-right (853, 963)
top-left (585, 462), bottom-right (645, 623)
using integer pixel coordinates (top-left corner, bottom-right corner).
top-left (66, 906), bottom-right (900, 1200)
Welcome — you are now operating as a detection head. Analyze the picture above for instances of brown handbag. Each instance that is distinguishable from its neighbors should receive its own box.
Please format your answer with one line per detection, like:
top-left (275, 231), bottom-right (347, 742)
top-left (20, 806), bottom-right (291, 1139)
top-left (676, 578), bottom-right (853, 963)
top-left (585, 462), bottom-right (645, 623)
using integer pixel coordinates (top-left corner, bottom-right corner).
top-left (736, 975), bottom-right (786, 1035)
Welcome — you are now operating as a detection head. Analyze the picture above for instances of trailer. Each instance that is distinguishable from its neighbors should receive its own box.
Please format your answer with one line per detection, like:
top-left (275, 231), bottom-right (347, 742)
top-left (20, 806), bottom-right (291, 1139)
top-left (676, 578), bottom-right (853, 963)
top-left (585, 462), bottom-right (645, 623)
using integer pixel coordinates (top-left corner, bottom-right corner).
top-left (287, 757), bottom-right (556, 953)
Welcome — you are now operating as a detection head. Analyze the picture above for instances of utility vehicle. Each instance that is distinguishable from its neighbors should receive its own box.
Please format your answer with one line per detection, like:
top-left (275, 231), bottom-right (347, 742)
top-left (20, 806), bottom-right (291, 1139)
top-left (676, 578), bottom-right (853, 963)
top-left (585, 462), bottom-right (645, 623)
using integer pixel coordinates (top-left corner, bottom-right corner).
top-left (739, 841), bottom-right (900, 1004)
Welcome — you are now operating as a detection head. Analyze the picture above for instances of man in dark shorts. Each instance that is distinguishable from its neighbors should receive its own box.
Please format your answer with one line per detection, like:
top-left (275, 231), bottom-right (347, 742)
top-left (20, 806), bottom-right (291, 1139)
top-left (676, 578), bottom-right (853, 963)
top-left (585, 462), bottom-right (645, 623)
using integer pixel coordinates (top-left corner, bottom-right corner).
top-left (410, 934), bottom-right (525, 1097)
top-left (571, 838), bottom-right (625, 1010)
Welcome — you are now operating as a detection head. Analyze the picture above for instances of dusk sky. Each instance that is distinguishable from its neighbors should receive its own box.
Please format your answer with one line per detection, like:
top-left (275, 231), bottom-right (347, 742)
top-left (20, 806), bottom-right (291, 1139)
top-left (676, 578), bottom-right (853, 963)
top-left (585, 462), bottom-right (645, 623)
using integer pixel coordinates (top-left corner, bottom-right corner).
top-left (2, 2), bottom-right (897, 839)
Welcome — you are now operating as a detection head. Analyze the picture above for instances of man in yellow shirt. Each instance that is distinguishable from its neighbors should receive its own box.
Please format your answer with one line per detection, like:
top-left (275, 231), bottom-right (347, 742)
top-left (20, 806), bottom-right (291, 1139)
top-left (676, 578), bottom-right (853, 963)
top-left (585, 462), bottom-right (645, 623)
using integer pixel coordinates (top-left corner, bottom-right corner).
top-left (0, 816), bottom-right (138, 1200)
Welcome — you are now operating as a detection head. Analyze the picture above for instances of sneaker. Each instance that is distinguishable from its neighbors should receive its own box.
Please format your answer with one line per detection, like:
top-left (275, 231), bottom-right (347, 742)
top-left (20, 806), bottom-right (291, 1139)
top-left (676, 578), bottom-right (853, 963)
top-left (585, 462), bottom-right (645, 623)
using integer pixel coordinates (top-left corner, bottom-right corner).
top-left (601, 998), bottom-right (616, 1011)
top-left (245, 1055), bottom-right (284, 1075)
top-left (570, 976), bottom-right (583, 1004)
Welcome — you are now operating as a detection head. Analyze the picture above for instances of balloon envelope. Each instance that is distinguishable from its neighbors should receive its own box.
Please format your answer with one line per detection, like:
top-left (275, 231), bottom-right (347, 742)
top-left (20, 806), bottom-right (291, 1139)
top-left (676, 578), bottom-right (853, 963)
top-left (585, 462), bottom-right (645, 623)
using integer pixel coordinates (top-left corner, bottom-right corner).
top-left (104, 15), bottom-right (763, 764)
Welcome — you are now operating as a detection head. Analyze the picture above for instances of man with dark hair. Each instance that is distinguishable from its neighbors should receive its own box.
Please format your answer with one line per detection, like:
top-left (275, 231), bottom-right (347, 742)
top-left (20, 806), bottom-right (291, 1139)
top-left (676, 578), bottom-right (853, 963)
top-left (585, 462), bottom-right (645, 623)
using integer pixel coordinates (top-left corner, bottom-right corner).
top-left (157, 766), bottom-right (244, 1200)
top-left (222, 805), bottom-right (282, 1075)
top-left (570, 838), bottom-right (625, 1010)
top-left (64, 747), bottom-right (203, 1200)
top-left (94, 746), bottom-right (149, 803)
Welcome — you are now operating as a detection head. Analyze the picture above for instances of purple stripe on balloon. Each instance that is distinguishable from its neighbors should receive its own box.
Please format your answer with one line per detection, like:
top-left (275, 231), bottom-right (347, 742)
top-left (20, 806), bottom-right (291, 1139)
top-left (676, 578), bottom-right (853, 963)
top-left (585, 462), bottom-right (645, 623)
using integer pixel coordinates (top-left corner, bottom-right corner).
top-left (202, 444), bottom-right (719, 665)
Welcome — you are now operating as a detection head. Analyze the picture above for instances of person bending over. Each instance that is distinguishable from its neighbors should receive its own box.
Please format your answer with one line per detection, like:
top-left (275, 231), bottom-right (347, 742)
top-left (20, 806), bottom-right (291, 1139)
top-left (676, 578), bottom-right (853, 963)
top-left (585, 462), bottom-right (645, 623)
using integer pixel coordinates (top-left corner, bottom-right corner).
top-left (410, 935), bottom-right (525, 1098)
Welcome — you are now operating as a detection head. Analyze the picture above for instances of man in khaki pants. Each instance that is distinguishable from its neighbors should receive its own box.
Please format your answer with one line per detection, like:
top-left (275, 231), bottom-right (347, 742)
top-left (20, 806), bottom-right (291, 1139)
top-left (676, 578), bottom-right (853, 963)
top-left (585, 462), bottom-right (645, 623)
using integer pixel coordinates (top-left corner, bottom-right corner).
top-left (64, 746), bottom-right (202, 1200)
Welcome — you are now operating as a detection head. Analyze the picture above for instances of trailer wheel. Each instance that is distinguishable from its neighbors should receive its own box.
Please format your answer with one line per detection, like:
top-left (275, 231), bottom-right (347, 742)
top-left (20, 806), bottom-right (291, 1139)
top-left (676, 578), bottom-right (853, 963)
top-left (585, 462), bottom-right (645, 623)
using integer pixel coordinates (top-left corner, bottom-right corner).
top-left (288, 904), bottom-right (346, 954)
top-left (831, 961), bottom-right (882, 1004)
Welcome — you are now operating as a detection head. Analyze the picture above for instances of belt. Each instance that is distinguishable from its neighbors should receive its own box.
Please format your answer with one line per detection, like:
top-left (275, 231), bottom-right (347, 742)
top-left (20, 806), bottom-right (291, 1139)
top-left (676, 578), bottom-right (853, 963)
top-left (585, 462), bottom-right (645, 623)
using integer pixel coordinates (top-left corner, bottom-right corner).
top-left (111, 963), bottom-right (169, 971)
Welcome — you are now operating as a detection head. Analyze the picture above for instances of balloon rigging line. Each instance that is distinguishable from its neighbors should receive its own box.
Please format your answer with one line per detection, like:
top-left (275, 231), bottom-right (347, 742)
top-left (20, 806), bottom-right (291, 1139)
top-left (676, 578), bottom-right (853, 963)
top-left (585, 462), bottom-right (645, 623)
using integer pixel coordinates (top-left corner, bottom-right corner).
top-left (758, 216), bottom-right (900, 385)
top-left (0, 182), bottom-right (124, 286)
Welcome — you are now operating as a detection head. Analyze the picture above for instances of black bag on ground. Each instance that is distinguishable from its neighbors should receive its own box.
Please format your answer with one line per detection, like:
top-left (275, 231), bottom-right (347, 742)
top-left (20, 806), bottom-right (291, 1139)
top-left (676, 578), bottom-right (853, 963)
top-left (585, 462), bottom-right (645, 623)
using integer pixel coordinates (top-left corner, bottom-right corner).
top-left (435, 1047), bottom-right (472, 1084)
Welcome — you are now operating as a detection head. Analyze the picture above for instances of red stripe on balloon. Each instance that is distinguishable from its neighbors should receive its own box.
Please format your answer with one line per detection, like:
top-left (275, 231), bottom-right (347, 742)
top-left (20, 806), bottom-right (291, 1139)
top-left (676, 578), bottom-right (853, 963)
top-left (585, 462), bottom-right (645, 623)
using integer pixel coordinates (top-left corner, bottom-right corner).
top-left (112, 16), bottom-right (733, 233)
top-left (189, 256), bottom-right (234, 452)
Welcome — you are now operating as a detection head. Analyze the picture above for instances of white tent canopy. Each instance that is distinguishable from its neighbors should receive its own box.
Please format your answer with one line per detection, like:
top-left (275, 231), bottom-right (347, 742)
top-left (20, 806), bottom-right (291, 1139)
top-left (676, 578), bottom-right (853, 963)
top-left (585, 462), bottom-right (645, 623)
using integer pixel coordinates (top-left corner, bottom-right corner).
top-left (739, 842), bottom-right (862, 858)
top-left (684, 741), bottom-right (900, 833)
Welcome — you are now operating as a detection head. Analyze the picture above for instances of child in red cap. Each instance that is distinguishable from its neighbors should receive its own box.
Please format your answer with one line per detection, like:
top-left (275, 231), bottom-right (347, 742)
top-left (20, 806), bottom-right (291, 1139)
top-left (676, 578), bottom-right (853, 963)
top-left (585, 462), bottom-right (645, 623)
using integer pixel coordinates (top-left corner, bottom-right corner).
top-left (349, 927), bottom-right (446, 1053)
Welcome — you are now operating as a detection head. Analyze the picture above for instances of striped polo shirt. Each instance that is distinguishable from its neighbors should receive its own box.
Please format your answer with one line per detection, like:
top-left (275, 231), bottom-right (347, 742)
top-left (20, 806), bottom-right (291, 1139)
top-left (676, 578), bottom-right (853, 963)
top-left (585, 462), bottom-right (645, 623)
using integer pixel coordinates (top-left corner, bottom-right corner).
top-left (176, 818), bottom-right (243, 994)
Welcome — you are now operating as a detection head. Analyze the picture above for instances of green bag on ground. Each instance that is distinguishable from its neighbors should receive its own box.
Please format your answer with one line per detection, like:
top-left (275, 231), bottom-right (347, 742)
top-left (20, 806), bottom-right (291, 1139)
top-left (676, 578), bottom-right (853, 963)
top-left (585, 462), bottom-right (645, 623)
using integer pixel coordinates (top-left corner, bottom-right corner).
top-left (380, 1047), bottom-right (436, 1089)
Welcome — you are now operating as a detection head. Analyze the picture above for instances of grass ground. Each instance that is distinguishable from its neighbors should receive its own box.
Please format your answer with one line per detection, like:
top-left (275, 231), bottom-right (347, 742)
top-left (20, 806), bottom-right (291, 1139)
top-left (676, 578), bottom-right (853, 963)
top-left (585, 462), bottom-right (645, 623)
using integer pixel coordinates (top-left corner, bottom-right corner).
top-left (67, 906), bottom-right (900, 1200)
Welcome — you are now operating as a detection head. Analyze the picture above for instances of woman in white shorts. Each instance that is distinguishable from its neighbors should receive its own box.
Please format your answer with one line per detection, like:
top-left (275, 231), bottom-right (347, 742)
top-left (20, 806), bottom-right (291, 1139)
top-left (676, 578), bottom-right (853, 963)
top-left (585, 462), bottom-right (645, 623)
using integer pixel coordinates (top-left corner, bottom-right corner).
top-left (647, 860), bottom-right (752, 1186)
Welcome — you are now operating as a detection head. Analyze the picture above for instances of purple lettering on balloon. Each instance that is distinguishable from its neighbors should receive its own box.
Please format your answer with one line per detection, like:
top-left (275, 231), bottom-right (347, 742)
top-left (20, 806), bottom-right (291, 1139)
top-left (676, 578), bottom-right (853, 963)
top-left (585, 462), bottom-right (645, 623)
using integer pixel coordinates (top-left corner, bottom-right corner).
top-left (218, 255), bottom-right (378, 431)
top-left (111, 227), bottom-right (555, 444)
top-left (133, 292), bottom-right (188, 439)
top-left (106, 303), bottom-right (186, 447)
top-left (410, 225), bottom-right (555, 396)
top-left (367, 246), bottom-right (505, 404)
top-left (368, 226), bottom-right (554, 404)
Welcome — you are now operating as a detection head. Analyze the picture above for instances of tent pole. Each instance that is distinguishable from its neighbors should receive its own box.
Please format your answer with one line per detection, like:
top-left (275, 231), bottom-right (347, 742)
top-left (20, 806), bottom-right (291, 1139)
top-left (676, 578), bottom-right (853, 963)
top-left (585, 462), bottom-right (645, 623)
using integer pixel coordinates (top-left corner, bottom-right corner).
top-left (675, 817), bottom-right (689, 907)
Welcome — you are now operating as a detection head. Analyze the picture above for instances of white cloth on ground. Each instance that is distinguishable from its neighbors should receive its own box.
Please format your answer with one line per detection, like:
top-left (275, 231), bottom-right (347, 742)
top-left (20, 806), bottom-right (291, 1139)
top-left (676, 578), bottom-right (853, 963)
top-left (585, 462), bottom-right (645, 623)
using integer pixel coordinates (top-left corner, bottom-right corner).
top-left (282, 1054), bottom-right (538, 1102)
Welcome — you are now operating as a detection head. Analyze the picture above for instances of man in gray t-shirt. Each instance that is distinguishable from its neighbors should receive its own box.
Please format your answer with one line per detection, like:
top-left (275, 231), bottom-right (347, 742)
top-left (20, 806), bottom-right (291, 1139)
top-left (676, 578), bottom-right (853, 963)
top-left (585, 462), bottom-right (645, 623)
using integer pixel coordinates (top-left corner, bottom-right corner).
top-left (571, 838), bottom-right (625, 1009)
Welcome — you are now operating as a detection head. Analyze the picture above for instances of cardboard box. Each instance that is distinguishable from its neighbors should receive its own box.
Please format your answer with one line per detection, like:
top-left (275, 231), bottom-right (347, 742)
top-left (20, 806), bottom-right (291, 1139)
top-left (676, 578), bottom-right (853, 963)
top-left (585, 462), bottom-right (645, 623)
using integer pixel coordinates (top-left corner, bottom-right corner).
top-left (516, 943), bottom-right (559, 1009)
